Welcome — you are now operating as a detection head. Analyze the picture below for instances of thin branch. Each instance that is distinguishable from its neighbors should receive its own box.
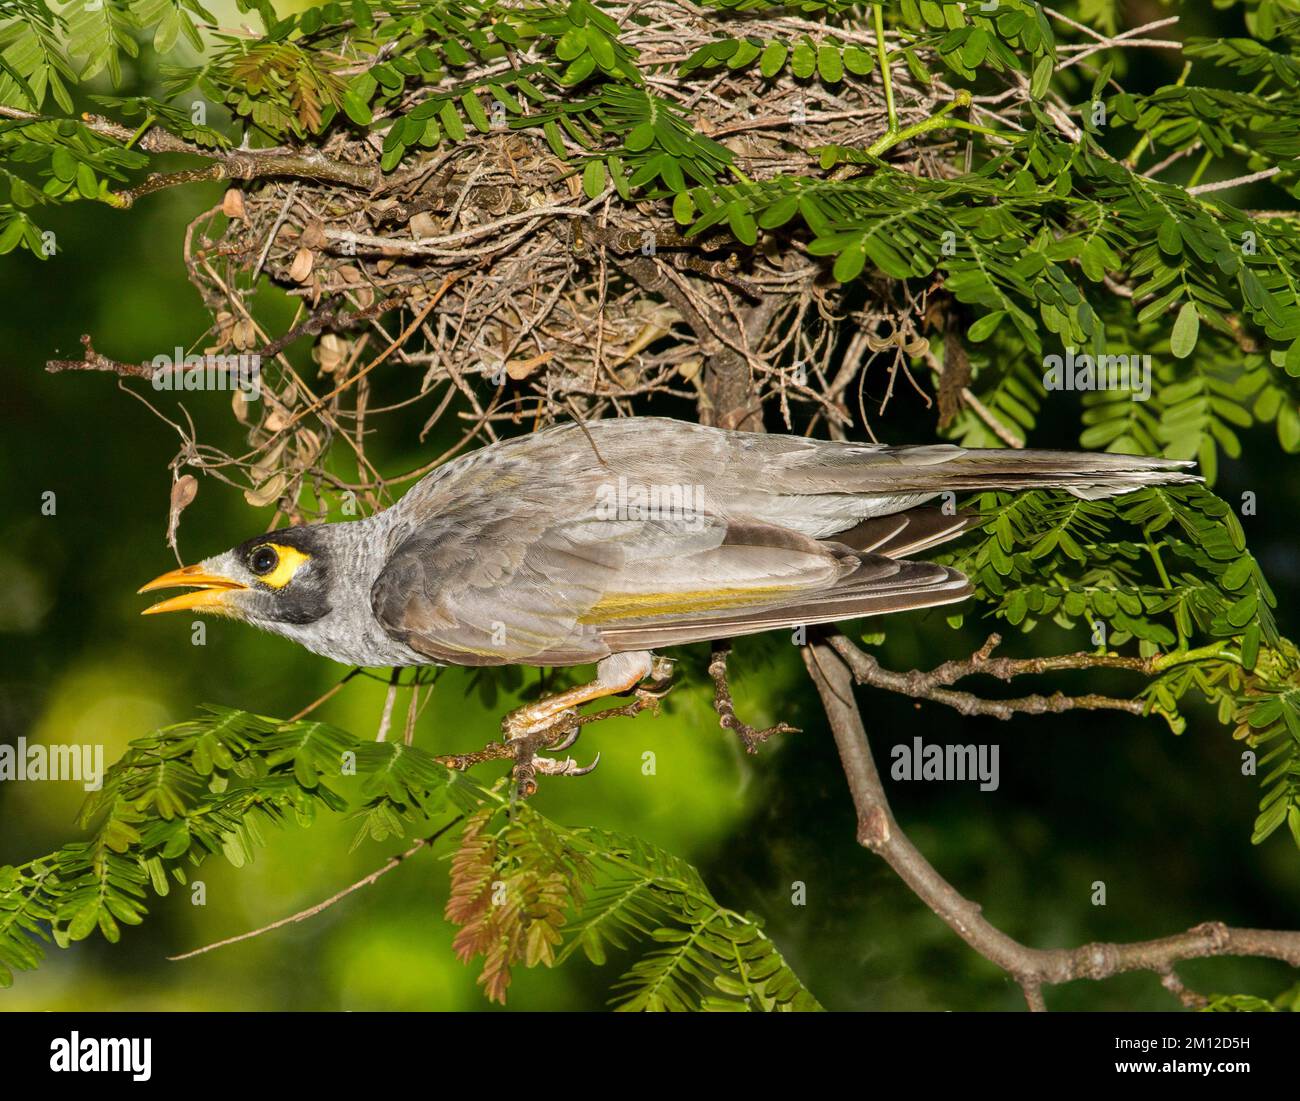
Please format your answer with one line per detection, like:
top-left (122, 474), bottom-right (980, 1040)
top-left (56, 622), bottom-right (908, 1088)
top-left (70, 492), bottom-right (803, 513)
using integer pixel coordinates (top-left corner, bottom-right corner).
top-left (167, 819), bottom-right (462, 961)
top-left (1189, 167), bottom-right (1282, 196)
top-left (803, 636), bottom-right (1300, 1011)
top-left (828, 633), bottom-right (1151, 719)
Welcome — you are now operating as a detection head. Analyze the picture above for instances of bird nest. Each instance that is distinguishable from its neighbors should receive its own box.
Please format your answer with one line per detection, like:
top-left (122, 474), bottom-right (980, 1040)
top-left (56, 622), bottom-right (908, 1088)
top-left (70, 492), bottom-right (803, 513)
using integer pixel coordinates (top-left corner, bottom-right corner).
top-left (106, 3), bottom-right (1013, 530)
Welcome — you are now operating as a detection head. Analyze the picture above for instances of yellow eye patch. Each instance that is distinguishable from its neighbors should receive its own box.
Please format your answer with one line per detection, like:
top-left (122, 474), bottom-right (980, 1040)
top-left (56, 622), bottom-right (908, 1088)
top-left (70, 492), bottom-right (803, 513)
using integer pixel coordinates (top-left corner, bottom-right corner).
top-left (252, 543), bottom-right (311, 589)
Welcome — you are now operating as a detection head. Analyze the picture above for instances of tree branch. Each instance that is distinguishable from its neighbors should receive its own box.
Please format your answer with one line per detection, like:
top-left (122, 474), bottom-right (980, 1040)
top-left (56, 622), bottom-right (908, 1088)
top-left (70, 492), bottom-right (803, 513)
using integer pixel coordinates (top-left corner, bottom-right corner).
top-left (802, 635), bottom-right (1300, 1011)
top-left (0, 107), bottom-right (382, 206)
top-left (827, 633), bottom-right (1151, 719)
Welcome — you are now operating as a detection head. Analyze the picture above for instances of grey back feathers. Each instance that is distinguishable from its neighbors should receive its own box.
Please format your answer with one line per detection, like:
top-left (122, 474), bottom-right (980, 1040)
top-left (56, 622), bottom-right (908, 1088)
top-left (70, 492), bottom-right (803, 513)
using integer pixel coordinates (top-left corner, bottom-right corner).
top-left (343, 418), bottom-right (1197, 669)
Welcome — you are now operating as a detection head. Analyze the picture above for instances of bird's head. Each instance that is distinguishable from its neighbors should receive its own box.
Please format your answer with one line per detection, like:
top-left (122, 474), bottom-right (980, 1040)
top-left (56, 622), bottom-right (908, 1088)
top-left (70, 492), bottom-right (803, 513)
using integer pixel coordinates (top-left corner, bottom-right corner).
top-left (139, 526), bottom-right (334, 628)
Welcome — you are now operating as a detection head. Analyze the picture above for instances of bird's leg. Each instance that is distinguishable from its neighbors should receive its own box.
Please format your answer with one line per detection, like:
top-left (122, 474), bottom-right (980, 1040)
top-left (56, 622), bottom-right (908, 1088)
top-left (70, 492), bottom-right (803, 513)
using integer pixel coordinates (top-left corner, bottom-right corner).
top-left (708, 643), bottom-right (800, 753)
top-left (503, 651), bottom-right (665, 796)
top-left (502, 651), bottom-right (656, 741)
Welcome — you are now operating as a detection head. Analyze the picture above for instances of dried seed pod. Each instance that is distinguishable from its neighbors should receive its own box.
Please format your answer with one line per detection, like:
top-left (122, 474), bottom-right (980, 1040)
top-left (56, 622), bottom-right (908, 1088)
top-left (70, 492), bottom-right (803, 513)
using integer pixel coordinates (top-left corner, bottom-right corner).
top-left (300, 220), bottom-right (329, 250)
top-left (296, 428), bottom-right (322, 464)
top-left (289, 247), bottom-right (315, 283)
top-left (232, 318), bottom-right (258, 350)
top-left (215, 310), bottom-right (236, 346)
top-left (231, 388), bottom-right (252, 425)
top-left (244, 471), bottom-right (288, 508)
top-left (410, 212), bottom-right (439, 239)
top-left (315, 333), bottom-right (349, 375)
top-left (166, 474), bottom-right (199, 550)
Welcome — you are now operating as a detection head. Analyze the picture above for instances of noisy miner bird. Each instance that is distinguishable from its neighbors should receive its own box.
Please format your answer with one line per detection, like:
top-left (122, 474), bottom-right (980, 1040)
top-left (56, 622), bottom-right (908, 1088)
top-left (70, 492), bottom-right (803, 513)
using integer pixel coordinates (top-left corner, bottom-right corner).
top-left (140, 417), bottom-right (1198, 771)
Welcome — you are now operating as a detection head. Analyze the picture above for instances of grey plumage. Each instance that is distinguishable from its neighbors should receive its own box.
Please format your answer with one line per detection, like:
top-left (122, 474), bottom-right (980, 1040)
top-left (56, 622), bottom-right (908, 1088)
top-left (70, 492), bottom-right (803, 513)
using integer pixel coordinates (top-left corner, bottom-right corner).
top-left (153, 417), bottom-right (1199, 669)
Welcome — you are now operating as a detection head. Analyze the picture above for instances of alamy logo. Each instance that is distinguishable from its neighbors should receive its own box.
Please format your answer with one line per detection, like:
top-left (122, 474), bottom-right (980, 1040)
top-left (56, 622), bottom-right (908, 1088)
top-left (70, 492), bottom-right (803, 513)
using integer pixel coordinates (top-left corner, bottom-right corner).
top-left (890, 737), bottom-right (1000, 792)
top-left (151, 349), bottom-right (262, 398)
top-left (1043, 347), bottom-right (1152, 402)
top-left (594, 476), bottom-right (709, 532)
top-left (0, 738), bottom-right (103, 790)
top-left (50, 1033), bottom-right (151, 1081)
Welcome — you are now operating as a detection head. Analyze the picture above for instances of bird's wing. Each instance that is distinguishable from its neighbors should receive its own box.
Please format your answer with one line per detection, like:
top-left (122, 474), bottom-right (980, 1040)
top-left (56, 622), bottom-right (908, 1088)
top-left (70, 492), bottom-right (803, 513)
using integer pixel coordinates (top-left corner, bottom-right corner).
top-left (586, 540), bottom-right (970, 653)
top-left (369, 441), bottom-right (972, 666)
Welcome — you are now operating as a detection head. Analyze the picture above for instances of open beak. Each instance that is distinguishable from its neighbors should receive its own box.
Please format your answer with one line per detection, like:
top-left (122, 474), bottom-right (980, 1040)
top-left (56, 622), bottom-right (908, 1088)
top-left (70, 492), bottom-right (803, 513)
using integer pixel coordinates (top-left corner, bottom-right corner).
top-left (138, 565), bottom-right (247, 615)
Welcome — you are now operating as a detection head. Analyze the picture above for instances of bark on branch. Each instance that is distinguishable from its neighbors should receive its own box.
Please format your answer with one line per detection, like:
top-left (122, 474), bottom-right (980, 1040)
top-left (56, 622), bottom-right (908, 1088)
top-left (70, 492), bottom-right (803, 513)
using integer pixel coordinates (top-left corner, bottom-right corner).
top-left (0, 107), bottom-right (382, 206)
top-left (828, 632), bottom-right (1151, 718)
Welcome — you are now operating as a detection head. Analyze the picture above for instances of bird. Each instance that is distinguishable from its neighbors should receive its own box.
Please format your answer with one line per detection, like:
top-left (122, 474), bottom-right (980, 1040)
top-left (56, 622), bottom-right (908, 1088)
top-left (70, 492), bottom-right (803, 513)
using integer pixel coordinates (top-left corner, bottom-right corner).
top-left (139, 416), bottom-right (1198, 768)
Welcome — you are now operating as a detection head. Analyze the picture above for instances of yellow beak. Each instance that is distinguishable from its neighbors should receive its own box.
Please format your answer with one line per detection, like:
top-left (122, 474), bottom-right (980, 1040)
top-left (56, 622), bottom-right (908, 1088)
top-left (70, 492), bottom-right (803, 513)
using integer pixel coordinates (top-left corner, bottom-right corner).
top-left (138, 565), bottom-right (247, 615)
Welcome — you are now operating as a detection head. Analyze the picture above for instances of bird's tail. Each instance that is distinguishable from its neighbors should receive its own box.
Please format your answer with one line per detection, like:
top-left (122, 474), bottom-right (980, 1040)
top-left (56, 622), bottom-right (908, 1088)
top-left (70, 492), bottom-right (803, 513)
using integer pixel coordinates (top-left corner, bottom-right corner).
top-left (844, 446), bottom-right (1201, 500)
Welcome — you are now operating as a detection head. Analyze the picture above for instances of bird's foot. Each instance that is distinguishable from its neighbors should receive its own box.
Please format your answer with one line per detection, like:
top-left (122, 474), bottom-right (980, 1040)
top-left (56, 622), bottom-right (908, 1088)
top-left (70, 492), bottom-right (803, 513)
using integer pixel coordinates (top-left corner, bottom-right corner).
top-left (511, 738), bottom-right (601, 798)
top-left (502, 704), bottom-right (578, 742)
top-left (500, 653), bottom-right (670, 796)
top-left (730, 716), bottom-right (800, 755)
top-left (505, 711), bottom-right (600, 798)
top-left (635, 656), bottom-right (676, 703)
top-left (708, 644), bottom-right (799, 754)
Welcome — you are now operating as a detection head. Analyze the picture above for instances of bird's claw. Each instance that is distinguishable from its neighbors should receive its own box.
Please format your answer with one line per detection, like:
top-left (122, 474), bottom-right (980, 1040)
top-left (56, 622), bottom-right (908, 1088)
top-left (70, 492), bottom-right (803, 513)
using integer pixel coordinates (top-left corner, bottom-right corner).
top-left (512, 749), bottom-right (600, 799)
top-left (549, 725), bottom-right (582, 752)
top-left (642, 656), bottom-right (675, 694)
top-left (634, 657), bottom-right (675, 710)
top-left (532, 751), bottom-right (600, 777)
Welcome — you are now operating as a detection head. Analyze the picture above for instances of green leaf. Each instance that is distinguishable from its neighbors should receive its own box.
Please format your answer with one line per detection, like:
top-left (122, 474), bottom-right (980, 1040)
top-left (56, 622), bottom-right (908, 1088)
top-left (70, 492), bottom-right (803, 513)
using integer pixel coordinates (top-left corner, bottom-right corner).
top-left (1030, 55), bottom-right (1053, 100)
top-left (461, 92), bottom-right (490, 133)
top-left (968, 311), bottom-right (1006, 342)
top-left (582, 159), bottom-right (606, 199)
top-left (833, 241), bottom-right (866, 283)
top-left (625, 122), bottom-right (655, 152)
top-left (816, 46), bottom-right (842, 84)
top-left (1171, 302), bottom-right (1200, 360)
top-left (843, 45), bottom-right (873, 76)
top-left (791, 41), bottom-right (816, 80)
top-left (1284, 340), bottom-right (1300, 379)
top-left (341, 90), bottom-right (372, 126)
top-left (440, 99), bottom-right (466, 142)
top-left (759, 41), bottom-right (788, 79)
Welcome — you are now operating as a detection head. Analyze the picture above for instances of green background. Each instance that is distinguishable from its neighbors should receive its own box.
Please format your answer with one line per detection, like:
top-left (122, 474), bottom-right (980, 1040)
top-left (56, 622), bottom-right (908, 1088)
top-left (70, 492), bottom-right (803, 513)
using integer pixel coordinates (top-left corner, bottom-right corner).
top-left (2, 1), bottom-right (1299, 1011)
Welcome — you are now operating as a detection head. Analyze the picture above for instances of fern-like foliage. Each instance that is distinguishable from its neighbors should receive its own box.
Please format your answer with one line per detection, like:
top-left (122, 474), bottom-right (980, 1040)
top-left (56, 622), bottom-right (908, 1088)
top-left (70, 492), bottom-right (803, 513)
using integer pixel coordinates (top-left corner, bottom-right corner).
top-left (446, 808), bottom-right (820, 1009)
top-left (937, 485), bottom-right (1300, 851)
top-left (0, 706), bottom-right (817, 1010)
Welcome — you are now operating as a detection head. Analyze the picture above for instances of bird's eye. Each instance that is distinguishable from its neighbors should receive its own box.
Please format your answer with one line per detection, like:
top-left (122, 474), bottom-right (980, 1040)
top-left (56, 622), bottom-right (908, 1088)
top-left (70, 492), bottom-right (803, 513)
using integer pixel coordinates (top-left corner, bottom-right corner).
top-left (249, 545), bottom-right (279, 575)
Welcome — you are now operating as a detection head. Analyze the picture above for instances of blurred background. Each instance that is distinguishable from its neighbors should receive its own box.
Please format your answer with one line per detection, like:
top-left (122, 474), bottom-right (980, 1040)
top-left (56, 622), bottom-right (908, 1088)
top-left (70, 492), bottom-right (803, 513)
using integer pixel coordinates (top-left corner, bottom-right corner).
top-left (2, 0), bottom-right (1299, 1011)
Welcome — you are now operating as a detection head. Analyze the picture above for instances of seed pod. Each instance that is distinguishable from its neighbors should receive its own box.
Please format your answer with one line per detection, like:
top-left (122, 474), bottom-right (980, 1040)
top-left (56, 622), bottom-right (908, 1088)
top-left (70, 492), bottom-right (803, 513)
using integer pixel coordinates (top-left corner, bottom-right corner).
top-left (289, 247), bottom-right (315, 283)
top-left (315, 333), bottom-right (348, 375)
top-left (233, 318), bottom-right (258, 350)
top-left (410, 212), bottom-right (439, 239)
